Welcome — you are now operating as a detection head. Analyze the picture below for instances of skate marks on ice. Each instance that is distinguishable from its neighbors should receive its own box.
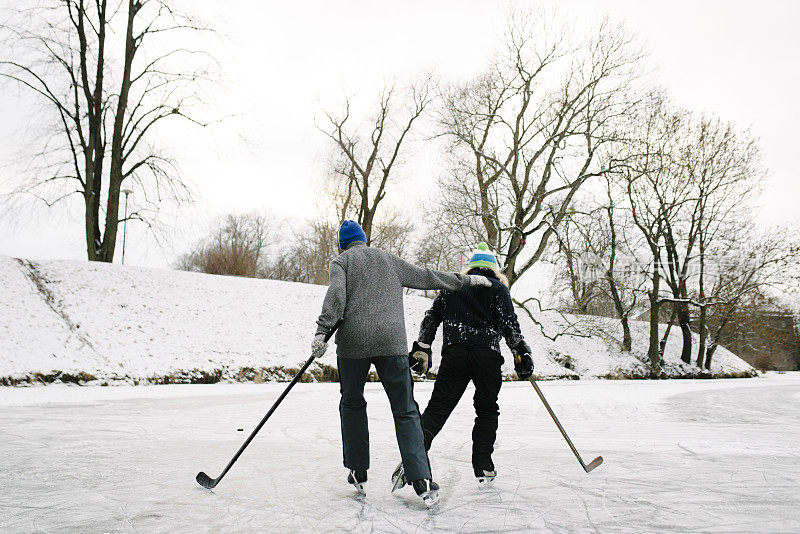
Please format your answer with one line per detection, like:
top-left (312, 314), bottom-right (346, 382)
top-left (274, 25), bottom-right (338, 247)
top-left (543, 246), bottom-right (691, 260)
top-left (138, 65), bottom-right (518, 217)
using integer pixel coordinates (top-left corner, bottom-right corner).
top-left (2, 378), bottom-right (800, 532)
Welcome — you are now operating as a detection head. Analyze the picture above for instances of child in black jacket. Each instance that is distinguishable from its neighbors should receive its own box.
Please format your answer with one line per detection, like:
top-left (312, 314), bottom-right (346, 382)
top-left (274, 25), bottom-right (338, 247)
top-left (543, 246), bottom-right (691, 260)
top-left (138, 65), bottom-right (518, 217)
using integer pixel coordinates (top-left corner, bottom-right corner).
top-left (392, 243), bottom-right (534, 490)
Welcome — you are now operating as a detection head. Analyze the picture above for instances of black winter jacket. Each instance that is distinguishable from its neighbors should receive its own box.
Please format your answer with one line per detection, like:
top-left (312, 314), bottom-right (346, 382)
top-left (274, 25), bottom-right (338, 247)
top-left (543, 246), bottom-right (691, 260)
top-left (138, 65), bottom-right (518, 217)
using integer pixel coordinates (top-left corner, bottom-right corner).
top-left (418, 268), bottom-right (531, 356)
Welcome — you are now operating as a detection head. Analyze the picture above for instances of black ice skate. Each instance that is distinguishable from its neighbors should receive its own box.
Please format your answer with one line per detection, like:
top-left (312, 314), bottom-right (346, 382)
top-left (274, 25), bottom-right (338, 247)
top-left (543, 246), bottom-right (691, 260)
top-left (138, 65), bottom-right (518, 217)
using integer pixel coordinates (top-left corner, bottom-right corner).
top-left (474, 468), bottom-right (497, 487)
top-left (347, 469), bottom-right (367, 495)
top-left (390, 461), bottom-right (407, 493)
top-left (412, 479), bottom-right (440, 507)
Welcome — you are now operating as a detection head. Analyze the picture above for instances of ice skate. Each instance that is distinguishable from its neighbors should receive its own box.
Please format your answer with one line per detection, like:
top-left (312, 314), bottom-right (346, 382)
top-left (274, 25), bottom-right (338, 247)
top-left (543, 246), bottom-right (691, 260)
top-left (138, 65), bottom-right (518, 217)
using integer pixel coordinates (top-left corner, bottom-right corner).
top-left (390, 461), bottom-right (407, 492)
top-left (412, 479), bottom-right (440, 507)
top-left (474, 468), bottom-right (497, 487)
top-left (347, 469), bottom-right (367, 496)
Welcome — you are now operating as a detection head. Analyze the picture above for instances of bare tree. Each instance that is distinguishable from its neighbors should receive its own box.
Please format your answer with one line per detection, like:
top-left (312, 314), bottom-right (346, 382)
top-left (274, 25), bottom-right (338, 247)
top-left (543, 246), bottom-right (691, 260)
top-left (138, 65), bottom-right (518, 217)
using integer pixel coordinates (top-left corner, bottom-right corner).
top-left (434, 13), bottom-right (643, 288)
top-left (599, 178), bottom-right (648, 352)
top-left (651, 115), bottom-right (760, 365)
top-left (548, 176), bottom-right (647, 351)
top-left (177, 212), bottom-right (272, 278)
top-left (368, 210), bottom-right (414, 257)
top-left (679, 117), bottom-right (763, 367)
top-left (619, 91), bottom-right (767, 369)
top-left (549, 205), bottom-right (608, 315)
top-left (278, 220), bottom-right (340, 285)
top-left (702, 227), bottom-right (800, 368)
top-left (619, 93), bottom-right (686, 372)
top-left (1, 0), bottom-right (215, 262)
top-left (319, 80), bottom-right (432, 246)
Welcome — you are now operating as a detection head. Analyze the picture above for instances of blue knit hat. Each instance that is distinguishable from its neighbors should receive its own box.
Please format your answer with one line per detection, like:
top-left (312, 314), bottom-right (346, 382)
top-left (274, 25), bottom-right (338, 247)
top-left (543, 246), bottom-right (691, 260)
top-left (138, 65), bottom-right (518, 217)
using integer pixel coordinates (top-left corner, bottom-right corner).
top-left (468, 242), bottom-right (499, 272)
top-left (339, 220), bottom-right (367, 250)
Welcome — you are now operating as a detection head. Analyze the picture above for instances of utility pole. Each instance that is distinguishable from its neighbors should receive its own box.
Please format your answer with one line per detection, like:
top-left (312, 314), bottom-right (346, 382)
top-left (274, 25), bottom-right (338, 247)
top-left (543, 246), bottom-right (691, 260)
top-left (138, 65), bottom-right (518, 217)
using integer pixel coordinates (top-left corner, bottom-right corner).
top-left (121, 189), bottom-right (132, 265)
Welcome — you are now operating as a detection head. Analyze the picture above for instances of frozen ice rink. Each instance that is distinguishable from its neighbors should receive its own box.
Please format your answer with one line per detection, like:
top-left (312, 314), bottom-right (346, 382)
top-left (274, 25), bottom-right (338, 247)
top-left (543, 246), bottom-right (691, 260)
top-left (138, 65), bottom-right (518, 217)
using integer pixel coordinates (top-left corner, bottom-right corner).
top-left (2, 374), bottom-right (798, 533)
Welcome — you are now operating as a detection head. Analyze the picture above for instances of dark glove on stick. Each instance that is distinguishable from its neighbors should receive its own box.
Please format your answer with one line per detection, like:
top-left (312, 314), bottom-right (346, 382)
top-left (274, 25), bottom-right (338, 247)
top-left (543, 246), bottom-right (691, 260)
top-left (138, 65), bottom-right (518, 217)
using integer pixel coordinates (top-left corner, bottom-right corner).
top-left (514, 352), bottom-right (534, 380)
top-left (408, 341), bottom-right (433, 375)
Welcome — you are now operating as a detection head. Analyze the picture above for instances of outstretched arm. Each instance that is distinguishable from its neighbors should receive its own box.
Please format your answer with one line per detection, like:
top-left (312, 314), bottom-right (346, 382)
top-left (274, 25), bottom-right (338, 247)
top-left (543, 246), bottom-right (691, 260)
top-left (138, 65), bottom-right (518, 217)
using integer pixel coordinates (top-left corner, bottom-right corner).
top-left (390, 254), bottom-right (490, 291)
top-left (391, 255), bottom-right (464, 291)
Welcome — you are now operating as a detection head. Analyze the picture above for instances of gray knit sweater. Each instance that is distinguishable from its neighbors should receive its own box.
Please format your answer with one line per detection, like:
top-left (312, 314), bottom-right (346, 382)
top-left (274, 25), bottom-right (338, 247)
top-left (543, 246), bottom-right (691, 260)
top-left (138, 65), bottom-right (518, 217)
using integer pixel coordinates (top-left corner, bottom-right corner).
top-left (316, 242), bottom-right (471, 359)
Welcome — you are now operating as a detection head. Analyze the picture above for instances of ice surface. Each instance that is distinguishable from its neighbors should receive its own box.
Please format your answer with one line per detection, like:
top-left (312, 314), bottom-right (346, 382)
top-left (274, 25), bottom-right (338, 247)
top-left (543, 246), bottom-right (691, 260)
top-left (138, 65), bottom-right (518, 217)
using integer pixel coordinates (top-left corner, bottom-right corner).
top-left (0, 255), bottom-right (752, 382)
top-left (1, 374), bottom-right (798, 532)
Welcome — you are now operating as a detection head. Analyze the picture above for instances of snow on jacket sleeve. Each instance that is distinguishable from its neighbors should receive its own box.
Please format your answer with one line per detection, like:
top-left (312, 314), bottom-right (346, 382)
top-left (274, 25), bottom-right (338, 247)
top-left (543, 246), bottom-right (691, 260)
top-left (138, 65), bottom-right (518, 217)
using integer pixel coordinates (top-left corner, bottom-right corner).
top-left (390, 255), bottom-right (466, 291)
top-left (497, 284), bottom-right (531, 354)
top-left (316, 260), bottom-right (346, 337)
top-left (418, 293), bottom-right (447, 345)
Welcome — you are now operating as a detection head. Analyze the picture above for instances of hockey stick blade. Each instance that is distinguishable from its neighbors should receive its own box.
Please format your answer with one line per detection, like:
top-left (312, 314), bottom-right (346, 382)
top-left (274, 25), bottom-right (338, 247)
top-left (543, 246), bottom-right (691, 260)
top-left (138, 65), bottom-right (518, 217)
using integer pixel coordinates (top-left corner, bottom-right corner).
top-left (583, 456), bottom-right (603, 473)
top-left (196, 471), bottom-right (217, 489)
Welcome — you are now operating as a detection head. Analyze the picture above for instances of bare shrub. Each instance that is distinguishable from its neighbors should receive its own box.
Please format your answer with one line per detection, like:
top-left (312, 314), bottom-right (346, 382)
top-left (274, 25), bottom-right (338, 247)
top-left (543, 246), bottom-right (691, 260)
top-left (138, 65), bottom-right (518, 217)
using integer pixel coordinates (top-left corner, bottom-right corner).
top-left (177, 212), bottom-right (272, 278)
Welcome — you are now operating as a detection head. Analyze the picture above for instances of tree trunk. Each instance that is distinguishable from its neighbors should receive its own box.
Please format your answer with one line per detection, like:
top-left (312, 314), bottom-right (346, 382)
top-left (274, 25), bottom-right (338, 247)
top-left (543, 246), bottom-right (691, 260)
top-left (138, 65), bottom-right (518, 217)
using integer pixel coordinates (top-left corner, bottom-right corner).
top-left (606, 271), bottom-right (631, 352)
top-left (696, 306), bottom-right (707, 368)
top-left (621, 315), bottom-right (632, 352)
top-left (696, 235), bottom-right (707, 367)
top-left (704, 303), bottom-right (737, 370)
top-left (101, 0), bottom-right (139, 263)
top-left (677, 303), bottom-right (692, 364)
top-left (78, 2), bottom-right (106, 261)
top-left (705, 341), bottom-right (717, 370)
top-left (648, 265), bottom-right (662, 375)
top-left (659, 303), bottom-right (677, 359)
top-left (361, 208), bottom-right (375, 246)
top-left (503, 229), bottom-right (525, 287)
top-left (84, 195), bottom-right (100, 260)
top-left (478, 180), bottom-right (499, 250)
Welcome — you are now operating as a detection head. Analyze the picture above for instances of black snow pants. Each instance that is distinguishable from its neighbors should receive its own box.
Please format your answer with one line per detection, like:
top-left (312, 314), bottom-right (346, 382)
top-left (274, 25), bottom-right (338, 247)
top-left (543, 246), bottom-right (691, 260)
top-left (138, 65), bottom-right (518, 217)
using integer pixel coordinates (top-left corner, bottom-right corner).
top-left (421, 344), bottom-right (503, 472)
top-left (337, 355), bottom-right (432, 482)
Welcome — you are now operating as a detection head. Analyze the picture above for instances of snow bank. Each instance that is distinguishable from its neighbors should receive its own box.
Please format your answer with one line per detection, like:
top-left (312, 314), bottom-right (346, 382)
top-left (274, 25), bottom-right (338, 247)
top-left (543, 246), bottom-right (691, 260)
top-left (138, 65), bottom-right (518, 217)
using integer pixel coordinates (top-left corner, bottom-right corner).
top-left (0, 255), bottom-right (754, 384)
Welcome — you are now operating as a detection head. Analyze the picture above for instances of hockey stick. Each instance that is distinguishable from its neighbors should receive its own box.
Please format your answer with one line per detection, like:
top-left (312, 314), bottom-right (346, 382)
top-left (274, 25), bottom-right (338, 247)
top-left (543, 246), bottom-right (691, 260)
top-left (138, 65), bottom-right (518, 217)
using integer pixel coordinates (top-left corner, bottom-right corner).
top-left (526, 375), bottom-right (603, 473)
top-left (196, 320), bottom-right (342, 489)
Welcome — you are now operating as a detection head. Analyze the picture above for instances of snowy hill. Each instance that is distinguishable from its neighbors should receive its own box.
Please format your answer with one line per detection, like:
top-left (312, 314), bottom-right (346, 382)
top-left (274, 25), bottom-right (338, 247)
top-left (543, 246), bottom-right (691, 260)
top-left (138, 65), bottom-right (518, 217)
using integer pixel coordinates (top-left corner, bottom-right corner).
top-left (0, 255), bottom-right (754, 385)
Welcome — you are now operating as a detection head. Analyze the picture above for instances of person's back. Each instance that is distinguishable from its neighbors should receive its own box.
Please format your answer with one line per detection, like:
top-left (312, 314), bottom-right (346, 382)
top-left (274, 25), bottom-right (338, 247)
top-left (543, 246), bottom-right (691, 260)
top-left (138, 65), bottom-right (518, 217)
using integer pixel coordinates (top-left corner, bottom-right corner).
top-left (328, 243), bottom-right (416, 358)
top-left (419, 268), bottom-right (525, 355)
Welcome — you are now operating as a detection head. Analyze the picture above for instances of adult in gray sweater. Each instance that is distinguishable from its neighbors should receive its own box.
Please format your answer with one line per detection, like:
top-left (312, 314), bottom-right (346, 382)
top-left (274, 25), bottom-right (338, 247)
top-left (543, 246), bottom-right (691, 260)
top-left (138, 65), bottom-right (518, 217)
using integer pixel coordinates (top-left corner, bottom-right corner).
top-left (312, 220), bottom-right (490, 505)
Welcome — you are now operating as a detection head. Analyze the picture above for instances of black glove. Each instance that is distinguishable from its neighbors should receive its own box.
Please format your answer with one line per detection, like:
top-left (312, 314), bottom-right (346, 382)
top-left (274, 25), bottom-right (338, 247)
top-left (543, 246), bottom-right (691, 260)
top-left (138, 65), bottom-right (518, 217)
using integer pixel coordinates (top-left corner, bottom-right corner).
top-left (514, 352), bottom-right (534, 380)
top-left (408, 341), bottom-right (433, 375)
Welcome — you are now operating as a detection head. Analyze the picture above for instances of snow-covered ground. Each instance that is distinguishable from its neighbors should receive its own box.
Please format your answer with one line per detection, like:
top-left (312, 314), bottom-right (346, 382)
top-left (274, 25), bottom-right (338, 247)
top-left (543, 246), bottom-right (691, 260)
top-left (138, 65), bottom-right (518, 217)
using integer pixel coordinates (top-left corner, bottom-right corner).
top-left (0, 255), bottom-right (753, 383)
top-left (1, 374), bottom-right (798, 532)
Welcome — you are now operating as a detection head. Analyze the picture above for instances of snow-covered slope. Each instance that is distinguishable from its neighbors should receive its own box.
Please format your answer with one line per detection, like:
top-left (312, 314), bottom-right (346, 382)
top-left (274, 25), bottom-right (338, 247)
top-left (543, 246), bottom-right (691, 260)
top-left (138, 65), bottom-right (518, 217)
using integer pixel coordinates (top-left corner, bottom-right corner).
top-left (0, 255), bottom-right (754, 384)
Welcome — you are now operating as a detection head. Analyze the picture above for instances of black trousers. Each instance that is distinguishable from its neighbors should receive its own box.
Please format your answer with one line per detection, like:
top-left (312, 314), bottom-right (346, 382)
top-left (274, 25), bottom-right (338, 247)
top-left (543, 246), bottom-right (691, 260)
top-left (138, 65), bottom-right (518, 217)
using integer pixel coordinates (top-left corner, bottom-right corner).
top-left (421, 344), bottom-right (503, 471)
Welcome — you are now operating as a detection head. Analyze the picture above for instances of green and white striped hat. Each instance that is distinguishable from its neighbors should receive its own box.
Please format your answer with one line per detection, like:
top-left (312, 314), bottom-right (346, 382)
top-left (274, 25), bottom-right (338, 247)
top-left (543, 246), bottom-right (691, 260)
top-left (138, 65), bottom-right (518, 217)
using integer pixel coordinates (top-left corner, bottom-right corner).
top-left (468, 242), bottom-right (499, 272)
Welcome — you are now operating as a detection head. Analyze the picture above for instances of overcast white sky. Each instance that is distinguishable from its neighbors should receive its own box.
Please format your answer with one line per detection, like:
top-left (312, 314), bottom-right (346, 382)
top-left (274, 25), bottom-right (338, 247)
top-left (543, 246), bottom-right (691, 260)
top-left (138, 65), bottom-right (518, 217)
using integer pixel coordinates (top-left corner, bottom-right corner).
top-left (1, 0), bottom-right (798, 269)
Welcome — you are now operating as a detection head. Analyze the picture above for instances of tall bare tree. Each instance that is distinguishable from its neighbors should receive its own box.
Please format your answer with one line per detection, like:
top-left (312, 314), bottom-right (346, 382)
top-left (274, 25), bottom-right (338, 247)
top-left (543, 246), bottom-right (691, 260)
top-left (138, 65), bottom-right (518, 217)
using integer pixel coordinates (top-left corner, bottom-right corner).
top-left (547, 176), bottom-right (647, 351)
top-left (620, 92), bottom-right (766, 369)
top-left (679, 117), bottom-right (762, 367)
top-left (319, 81), bottom-right (431, 246)
top-left (549, 205), bottom-right (608, 315)
top-left (600, 178), bottom-right (648, 352)
top-left (619, 93), bottom-right (687, 372)
top-left (434, 13), bottom-right (643, 287)
top-left (1, 0), bottom-right (215, 262)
